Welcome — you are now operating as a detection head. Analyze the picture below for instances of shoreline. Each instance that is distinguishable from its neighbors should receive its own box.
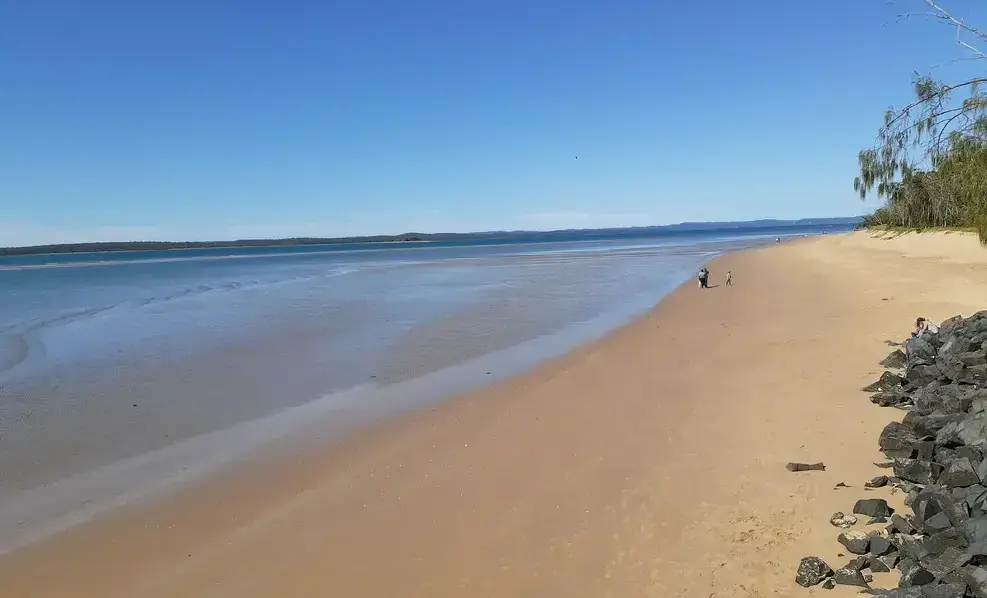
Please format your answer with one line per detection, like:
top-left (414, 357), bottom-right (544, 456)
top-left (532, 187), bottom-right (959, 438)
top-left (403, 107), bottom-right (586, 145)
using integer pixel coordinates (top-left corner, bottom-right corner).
top-left (0, 270), bottom-right (685, 554)
top-left (3, 231), bottom-right (985, 596)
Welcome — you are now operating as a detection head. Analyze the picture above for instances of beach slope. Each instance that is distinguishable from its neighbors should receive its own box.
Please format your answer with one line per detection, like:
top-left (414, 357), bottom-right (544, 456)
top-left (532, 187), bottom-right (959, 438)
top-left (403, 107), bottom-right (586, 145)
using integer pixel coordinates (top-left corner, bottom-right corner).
top-left (4, 231), bottom-right (987, 597)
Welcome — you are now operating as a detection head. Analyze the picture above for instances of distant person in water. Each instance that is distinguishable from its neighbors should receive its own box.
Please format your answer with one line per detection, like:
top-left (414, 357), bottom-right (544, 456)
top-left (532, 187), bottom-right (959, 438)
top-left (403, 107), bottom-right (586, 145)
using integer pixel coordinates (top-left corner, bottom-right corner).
top-left (912, 317), bottom-right (939, 337)
top-left (725, 271), bottom-right (732, 286)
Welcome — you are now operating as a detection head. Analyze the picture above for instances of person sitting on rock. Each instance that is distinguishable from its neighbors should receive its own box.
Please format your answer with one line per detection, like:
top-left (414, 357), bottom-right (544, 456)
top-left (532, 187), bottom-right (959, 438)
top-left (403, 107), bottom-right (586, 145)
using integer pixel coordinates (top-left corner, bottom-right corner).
top-left (912, 317), bottom-right (939, 337)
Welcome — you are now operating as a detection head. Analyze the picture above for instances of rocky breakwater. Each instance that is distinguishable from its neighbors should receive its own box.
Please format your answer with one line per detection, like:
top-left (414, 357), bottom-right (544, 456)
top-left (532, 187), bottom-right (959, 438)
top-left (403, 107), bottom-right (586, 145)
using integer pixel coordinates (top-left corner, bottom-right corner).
top-left (795, 312), bottom-right (987, 597)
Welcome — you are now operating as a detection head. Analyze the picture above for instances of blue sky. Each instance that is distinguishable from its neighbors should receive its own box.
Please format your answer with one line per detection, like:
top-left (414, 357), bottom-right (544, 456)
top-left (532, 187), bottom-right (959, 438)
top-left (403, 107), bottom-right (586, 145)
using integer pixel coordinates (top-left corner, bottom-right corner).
top-left (3, 0), bottom-right (985, 244)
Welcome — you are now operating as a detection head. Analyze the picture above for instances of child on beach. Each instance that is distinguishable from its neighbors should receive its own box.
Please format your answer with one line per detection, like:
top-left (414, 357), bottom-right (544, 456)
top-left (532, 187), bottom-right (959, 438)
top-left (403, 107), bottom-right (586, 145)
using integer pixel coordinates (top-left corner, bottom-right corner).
top-left (725, 271), bottom-right (732, 286)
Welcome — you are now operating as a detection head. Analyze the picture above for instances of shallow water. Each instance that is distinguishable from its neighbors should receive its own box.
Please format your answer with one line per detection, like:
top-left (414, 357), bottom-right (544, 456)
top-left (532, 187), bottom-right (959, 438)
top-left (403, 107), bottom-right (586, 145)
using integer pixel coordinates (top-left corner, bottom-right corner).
top-left (0, 225), bottom-right (846, 549)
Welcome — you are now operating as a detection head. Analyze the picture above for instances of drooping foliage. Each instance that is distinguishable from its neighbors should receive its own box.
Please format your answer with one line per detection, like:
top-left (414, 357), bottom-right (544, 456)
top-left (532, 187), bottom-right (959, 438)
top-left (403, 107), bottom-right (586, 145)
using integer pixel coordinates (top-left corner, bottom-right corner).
top-left (856, 2), bottom-right (987, 242)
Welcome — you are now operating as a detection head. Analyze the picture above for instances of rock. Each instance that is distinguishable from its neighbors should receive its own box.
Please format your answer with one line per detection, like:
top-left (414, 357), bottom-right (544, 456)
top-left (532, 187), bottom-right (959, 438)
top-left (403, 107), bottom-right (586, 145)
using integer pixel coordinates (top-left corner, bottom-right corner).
top-left (907, 364), bottom-right (943, 387)
top-left (832, 564), bottom-right (869, 587)
top-left (870, 586), bottom-right (928, 598)
top-left (964, 518), bottom-right (987, 544)
top-left (881, 349), bottom-right (908, 369)
top-left (907, 336), bottom-right (938, 364)
top-left (866, 589), bottom-right (923, 598)
top-left (921, 544), bottom-right (971, 578)
top-left (869, 534), bottom-right (893, 555)
top-left (939, 335), bottom-right (973, 358)
top-left (916, 441), bottom-right (937, 462)
top-left (794, 556), bottom-right (833, 587)
top-left (830, 512), bottom-right (858, 528)
top-left (849, 555), bottom-right (870, 571)
top-left (923, 511), bottom-right (953, 534)
top-left (868, 516), bottom-right (888, 525)
top-left (785, 462), bottom-right (825, 472)
top-left (838, 530), bottom-right (871, 555)
top-left (890, 513), bottom-right (918, 534)
top-left (855, 498), bottom-right (893, 518)
top-left (870, 551), bottom-right (898, 572)
top-left (941, 456), bottom-right (982, 488)
top-left (922, 583), bottom-right (969, 598)
top-left (922, 527), bottom-right (969, 555)
top-left (865, 371), bottom-right (907, 393)
top-left (877, 422), bottom-right (921, 459)
top-left (964, 565), bottom-right (987, 597)
top-left (881, 422), bottom-right (920, 458)
top-left (906, 411), bottom-right (967, 437)
top-left (894, 459), bottom-right (941, 485)
top-left (866, 475), bottom-right (890, 488)
top-left (872, 392), bottom-right (906, 407)
top-left (899, 560), bottom-right (935, 586)
top-left (868, 557), bottom-right (891, 573)
top-left (939, 315), bottom-right (966, 337)
top-left (959, 446), bottom-right (984, 463)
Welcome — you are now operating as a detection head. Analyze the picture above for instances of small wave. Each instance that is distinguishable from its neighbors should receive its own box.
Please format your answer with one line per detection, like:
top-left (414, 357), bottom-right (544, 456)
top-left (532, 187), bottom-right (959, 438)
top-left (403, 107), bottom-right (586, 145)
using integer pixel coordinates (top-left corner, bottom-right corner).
top-left (0, 334), bottom-right (29, 374)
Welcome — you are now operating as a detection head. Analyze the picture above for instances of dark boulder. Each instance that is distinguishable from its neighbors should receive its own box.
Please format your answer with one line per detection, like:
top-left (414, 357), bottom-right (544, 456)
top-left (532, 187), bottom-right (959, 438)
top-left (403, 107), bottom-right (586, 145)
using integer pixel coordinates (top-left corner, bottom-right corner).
top-left (965, 487), bottom-right (987, 514)
top-left (958, 364), bottom-right (987, 385)
top-left (964, 565), bottom-right (987, 598)
top-left (939, 315), bottom-right (966, 337)
top-left (869, 534), bottom-right (894, 556)
top-left (920, 545), bottom-right (971, 578)
top-left (922, 583), bottom-right (969, 598)
top-left (916, 441), bottom-right (936, 461)
top-left (881, 422), bottom-right (921, 457)
top-left (899, 559), bottom-right (936, 586)
top-left (922, 527), bottom-right (969, 557)
top-left (940, 411), bottom-right (987, 449)
top-left (838, 530), bottom-right (871, 555)
top-left (794, 556), bottom-right (832, 587)
top-left (890, 513), bottom-right (918, 534)
top-left (865, 371), bottom-right (907, 393)
top-left (873, 392), bottom-right (907, 407)
top-left (864, 589), bottom-right (923, 598)
top-left (907, 364), bottom-right (943, 387)
top-left (907, 336), bottom-right (938, 364)
top-left (958, 446), bottom-right (984, 464)
top-left (866, 475), bottom-right (890, 489)
top-left (894, 459), bottom-right (941, 485)
top-left (832, 563), bottom-right (870, 587)
top-left (855, 498), bottom-right (893, 518)
top-left (905, 411), bottom-right (966, 438)
top-left (940, 457), bottom-right (981, 488)
top-left (881, 349), bottom-right (908, 369)
top-left (938, 335), bottom-right (974, 358)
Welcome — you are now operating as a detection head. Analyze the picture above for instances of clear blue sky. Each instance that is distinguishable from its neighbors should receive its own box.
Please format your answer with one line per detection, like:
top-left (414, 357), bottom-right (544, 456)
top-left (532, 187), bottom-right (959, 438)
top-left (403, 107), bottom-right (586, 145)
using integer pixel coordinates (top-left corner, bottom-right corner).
top-left (3, 0), bottom-right (984, 244)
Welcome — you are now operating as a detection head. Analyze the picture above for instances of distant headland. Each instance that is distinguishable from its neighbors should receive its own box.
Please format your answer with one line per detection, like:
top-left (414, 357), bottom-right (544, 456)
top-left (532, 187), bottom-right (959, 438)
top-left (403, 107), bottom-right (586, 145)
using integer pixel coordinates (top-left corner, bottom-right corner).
top-left (0, 217), bottom-right (861, 256)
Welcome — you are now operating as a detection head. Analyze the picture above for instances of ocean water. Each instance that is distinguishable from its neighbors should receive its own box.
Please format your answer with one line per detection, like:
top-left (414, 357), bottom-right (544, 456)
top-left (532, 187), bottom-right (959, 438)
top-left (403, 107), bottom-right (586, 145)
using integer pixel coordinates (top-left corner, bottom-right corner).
top-left (0, 224), bottom-right (848, 550)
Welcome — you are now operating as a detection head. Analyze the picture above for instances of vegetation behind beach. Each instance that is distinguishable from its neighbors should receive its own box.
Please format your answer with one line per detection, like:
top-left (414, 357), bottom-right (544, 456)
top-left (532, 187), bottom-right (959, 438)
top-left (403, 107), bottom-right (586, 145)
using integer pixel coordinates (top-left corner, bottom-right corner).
top-left (855, 2), bottom-right (987, 242)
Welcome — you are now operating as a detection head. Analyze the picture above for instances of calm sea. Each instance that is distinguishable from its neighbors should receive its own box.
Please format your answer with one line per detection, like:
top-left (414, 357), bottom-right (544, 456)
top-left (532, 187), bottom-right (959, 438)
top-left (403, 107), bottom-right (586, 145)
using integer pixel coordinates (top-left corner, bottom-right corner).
top-left (0, 223), bottom-right (848, 550)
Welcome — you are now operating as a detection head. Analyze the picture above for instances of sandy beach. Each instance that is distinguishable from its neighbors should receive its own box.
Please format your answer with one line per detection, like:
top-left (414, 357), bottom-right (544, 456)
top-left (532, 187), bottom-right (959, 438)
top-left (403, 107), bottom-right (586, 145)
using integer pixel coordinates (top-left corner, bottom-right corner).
top-left (4, 230), bottom-right (987, 597)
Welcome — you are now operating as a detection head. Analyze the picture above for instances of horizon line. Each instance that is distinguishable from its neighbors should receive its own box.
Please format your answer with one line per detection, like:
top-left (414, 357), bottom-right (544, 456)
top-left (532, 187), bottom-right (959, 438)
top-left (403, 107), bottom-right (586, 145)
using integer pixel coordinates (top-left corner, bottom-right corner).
top-left (0, 216), bottom-right (862, 254)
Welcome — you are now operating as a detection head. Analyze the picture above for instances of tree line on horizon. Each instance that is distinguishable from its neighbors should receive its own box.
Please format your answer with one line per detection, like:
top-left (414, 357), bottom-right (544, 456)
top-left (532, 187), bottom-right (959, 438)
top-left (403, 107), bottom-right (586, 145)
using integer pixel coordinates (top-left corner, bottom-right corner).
top-left (855, 1), bottom-right (987, 242)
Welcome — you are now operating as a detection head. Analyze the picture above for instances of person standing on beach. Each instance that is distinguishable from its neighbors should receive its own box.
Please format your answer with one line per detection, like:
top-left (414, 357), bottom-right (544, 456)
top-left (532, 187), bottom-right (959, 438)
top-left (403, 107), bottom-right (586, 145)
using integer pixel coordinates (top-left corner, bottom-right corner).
top-left (698, 268), bottom-right (709, 289)
top-left (725, 271), bottom-right (732, 286)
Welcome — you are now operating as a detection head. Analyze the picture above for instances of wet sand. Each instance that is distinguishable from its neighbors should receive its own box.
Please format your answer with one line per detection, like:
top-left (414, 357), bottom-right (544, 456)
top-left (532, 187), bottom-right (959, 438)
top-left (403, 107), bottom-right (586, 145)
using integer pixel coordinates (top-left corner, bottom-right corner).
top-left (4, 231), bottom-right (987, 597)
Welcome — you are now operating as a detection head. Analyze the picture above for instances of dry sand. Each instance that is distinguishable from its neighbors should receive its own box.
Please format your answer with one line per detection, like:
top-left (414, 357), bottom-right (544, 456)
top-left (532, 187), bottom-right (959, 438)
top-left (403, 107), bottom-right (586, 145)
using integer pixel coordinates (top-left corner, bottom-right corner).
top-left (4, 231), bottom-right (987, 597)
